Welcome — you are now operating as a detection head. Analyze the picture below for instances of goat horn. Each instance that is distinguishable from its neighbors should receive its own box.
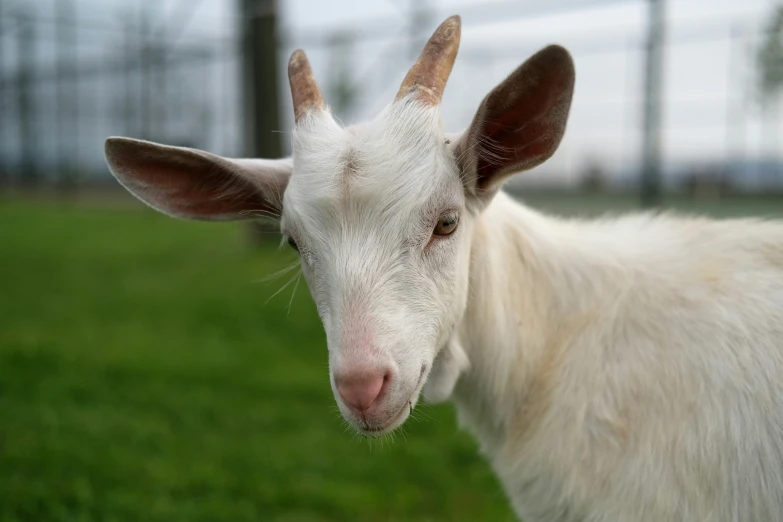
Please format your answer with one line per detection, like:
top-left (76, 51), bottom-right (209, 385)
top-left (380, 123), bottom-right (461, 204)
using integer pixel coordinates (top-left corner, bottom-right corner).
top-left (288, 49), bottom-right (324, 122)
top-left (395, 15), bottom-right (461, 105)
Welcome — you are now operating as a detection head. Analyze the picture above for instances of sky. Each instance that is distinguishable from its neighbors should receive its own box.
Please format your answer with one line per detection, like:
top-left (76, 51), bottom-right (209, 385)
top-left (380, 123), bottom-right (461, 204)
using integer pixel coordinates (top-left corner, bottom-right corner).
top-left (277, 0), bottom-right (782, 185)
top-left (0, 0), bottom-right (780, 186)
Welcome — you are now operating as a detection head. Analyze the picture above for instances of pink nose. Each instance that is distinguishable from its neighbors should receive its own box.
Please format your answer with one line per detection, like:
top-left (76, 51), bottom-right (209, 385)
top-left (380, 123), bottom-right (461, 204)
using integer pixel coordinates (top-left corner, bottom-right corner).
top-left (335, 370), bottom-right (389, 413)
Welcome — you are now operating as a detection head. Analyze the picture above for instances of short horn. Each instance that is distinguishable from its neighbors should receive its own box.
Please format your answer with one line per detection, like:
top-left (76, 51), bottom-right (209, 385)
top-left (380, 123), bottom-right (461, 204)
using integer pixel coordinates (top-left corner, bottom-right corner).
top-left (395, 15), bottom-right (461, 105)
top-left (288, 49), bottom-right (324, 122)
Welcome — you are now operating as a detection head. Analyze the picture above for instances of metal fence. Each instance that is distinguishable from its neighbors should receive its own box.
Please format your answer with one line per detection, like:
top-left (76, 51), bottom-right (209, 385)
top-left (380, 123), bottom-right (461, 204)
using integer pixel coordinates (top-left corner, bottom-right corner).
top-left (0, 0), bottom-right (242, 189)
top-left (0, 0), bottom-right (781, 194)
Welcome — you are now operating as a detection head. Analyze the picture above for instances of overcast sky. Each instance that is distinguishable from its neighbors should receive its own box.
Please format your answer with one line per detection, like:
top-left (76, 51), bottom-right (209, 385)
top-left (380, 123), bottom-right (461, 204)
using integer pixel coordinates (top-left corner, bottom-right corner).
top-left (279, 0), bottom-right (781, 183)
top-left (176, 0), bottom-right (782, 183)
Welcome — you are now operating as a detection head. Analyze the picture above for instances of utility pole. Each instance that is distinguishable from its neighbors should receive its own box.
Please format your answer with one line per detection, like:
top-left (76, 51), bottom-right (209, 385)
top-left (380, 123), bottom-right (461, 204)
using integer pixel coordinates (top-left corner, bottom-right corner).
top-left (240, 0), bottom-right (282, 245)
top-left (16, 12), bottom-right (37, 189)
top-left (640, 0), bottom-right (665, 208)
top-left (56, 0), bottom-right (77, 194)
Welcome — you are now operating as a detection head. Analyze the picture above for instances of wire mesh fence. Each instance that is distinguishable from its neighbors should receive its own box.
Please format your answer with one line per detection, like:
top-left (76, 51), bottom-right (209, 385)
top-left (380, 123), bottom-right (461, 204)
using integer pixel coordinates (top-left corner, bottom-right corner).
top-left (0, 0), bottom-right (781, 195)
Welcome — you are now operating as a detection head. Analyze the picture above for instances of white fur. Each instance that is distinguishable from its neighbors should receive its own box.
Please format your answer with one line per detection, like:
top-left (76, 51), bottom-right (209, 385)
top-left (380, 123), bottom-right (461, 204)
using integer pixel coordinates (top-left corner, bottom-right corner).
top-left (281, 102), bottom-right (471, 433)
top-left (450, 193), bottom-right (783, 521)
top-left (281, 102), bottom-right (783, 520)
top-left (104, 75), bottom-right (783, 522)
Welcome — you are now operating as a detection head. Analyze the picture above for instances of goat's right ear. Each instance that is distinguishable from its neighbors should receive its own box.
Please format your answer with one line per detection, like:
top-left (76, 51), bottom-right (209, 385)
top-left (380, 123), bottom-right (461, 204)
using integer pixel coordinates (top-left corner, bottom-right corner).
top-left (453, 45), bottom-right (575, 203)
top-left (104, 137), bottom-right (292, 222)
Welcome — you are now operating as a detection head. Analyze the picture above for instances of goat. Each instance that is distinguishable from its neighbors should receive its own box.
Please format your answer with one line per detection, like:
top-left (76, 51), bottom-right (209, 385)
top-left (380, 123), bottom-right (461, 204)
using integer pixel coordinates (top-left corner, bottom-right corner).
top-left (104, 15), bottom-right (783, 522)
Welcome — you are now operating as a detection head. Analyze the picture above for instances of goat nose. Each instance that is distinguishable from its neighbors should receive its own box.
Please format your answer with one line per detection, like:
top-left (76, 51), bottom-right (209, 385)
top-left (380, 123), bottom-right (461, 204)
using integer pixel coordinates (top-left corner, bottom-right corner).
top-left (335, 370), bottom-right (389, 412)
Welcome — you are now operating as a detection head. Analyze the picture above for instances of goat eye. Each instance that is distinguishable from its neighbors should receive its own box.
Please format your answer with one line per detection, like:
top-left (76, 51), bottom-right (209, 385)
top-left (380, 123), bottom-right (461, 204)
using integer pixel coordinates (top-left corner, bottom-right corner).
top-left (433, 215), bottom-right (459, 237)
top-left (287, 237), bottom-right (299, 252)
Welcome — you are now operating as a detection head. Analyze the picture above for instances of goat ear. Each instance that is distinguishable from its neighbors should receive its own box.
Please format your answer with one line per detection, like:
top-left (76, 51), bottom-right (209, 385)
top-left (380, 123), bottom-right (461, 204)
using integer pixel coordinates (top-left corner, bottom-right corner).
top-left (454, 45), bottom-right (575, 201)
top-left (104, 137), bottom-right (291, 221)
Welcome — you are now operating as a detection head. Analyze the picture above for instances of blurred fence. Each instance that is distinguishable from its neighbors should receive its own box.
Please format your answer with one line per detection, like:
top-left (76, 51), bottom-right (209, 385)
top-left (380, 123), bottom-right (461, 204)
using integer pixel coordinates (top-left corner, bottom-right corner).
top-left (0, 0), bottom-right (781, 196)
top-left (0, 0), bottom-right (242, 190)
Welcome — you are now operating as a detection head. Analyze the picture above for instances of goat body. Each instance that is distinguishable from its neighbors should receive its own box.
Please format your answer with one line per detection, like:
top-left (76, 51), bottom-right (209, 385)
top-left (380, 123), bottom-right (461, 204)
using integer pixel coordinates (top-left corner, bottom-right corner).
top-left (445, 192), bottom-right (783, 521)
top-left (103, 14), bottom-right (783, 522)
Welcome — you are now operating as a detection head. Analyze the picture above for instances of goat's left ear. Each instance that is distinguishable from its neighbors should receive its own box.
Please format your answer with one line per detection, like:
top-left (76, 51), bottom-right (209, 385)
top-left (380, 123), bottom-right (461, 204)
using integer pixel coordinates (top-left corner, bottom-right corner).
top-left (453, 45), bottom-right (575, 201)
top-left (105, 137), bottom-right (292, 221)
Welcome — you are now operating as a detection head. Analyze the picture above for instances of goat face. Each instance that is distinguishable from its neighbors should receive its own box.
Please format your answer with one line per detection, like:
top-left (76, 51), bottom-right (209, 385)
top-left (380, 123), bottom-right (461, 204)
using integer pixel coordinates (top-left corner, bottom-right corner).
top-left (104, 15), bottom-right (574, 436)
top-left (280, 102), bottom-right (473, 434)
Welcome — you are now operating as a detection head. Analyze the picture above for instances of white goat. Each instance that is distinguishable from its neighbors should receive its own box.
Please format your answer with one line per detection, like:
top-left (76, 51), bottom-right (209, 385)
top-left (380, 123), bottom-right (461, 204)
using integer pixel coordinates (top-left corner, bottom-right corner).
top-left (104, 15), bottom-right (783, 522)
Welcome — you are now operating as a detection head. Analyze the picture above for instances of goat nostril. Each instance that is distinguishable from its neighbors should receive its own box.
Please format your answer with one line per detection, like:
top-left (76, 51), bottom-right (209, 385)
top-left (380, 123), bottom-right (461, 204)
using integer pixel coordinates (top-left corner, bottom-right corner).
top-left (379, 370), bottom-right (393, 397)
top-left (335, 370), bottom-right (388, 412)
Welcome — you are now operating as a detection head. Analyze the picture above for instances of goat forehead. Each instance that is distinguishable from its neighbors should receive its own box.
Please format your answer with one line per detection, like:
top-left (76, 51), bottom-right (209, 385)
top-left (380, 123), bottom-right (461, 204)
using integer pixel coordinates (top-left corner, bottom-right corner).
top-left (287, 100), bottom-right (453, 213)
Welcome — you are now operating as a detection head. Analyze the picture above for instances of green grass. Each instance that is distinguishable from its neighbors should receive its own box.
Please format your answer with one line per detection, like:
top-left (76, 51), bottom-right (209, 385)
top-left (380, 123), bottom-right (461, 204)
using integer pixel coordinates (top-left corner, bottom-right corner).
top-left (3, 192), bottom-right (781, 522)
top-left (0, 199), bottom-right (515, 522)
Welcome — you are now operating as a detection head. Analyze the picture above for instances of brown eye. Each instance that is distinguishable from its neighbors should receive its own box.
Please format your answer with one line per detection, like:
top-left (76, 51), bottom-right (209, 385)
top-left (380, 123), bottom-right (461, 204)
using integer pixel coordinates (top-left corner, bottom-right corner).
top-left (287, 237), bottom-right (299, 252)
top-left (433, 215), bottom-right (459, 237)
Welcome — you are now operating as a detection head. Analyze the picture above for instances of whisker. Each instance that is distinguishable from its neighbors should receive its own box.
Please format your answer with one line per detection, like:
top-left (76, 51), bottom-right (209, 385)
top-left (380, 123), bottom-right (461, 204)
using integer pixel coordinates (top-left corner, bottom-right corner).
top-left (254, 260), bottom-right (301, 284)
top-left (264, 273), bottom-right (300, 305)
top-left (287, 270), bottom-right (303, 316)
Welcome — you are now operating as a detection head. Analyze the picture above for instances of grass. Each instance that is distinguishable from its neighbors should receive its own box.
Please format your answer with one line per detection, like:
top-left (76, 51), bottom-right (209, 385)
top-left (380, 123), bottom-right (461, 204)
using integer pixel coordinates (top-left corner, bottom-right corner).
top-left (0, 199), bottom-right (516, 522)
top-left (2, 192), bottom-right (782, 522)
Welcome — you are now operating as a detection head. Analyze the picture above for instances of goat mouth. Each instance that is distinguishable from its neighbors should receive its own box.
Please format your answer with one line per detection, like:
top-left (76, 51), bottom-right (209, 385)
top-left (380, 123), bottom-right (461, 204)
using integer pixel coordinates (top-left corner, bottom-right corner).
top-left (359, 364), bottom-right (428, 435)
top-left (360, 401), bottom-right (411, 434)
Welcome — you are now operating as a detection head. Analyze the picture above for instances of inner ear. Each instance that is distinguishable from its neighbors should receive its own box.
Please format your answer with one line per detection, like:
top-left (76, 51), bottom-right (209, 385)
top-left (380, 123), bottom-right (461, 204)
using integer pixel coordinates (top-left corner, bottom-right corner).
top-left (456, 45), bottom-right (575, 198)
top-left (105, 137), bottom-right (291, 222)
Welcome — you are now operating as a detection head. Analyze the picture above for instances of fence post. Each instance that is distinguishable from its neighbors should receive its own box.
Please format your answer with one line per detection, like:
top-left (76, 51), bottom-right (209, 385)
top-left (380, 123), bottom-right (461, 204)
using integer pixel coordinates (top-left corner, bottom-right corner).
top-left (0, 0), bottom-right (7, 189)
top-left (56, 0), bottom-right (78, 194)
top-left (640, 0), bottom-right (665, 208)
top-left (17, 12), bottom-right (37, 189)
top-left (240, 0), bottom-right (282, 246)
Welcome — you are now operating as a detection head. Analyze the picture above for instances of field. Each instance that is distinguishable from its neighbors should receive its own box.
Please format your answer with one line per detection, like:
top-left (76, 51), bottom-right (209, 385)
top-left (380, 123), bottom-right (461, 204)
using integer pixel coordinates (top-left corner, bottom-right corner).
top-left (2, 192), bottom-right (782, 522)
top-left (0, 197), bottom-right (516, 522)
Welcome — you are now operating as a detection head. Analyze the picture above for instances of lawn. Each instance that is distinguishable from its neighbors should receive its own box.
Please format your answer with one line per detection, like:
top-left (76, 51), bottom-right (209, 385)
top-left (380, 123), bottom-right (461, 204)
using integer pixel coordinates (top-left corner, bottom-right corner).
top-left (0, 199), bottom-right (515, 522)
top-left (2, 192), bottom-right (781, 522)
